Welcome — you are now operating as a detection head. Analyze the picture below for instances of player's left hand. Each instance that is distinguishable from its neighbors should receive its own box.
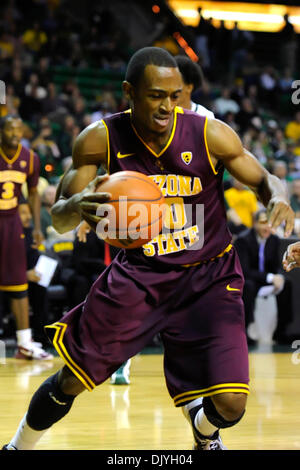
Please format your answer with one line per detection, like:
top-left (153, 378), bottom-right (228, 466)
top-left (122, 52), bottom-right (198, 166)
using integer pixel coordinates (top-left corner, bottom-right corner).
top-left (266, 197), bottom-right (295, 238)
top-left (32, 228), bottom-right (44, 249)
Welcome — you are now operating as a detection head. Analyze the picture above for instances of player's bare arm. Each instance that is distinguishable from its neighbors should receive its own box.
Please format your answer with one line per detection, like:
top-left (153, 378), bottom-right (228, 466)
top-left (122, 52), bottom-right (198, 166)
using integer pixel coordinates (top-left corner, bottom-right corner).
top-left (206, 118), bottom-right (295, 237)
top-left (27, 186), bottom-right (44, 246)
top-left (51, 122), bottom-right (111, 233)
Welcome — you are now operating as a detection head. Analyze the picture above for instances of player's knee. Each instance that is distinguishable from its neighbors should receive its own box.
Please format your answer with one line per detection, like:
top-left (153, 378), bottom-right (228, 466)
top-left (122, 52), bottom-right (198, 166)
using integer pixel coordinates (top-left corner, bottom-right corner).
top-left (58, 366), bottom-right (86, 396)
top-left (211, 392), bottom-right (247, 422)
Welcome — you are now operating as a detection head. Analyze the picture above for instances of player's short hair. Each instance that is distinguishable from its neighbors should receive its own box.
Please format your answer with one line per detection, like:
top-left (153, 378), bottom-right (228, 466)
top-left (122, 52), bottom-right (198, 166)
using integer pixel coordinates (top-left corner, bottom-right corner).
top-left (125, 47), bottom-right (177, 87)
top-left (174, 55), bottom-right (203, 91)
top-left (0, 114), bottom-right (22, 129)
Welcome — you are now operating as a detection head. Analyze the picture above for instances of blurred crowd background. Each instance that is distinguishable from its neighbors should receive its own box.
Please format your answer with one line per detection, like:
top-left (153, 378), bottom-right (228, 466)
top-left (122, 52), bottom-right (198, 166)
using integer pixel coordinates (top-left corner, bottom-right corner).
top-left (1, 0), bottom-right (300, 342)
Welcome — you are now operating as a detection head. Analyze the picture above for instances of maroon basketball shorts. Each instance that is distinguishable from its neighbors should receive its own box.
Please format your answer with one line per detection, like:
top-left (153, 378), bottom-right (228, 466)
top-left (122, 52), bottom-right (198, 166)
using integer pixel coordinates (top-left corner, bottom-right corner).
top-left (45, 246), bottom-right (249, 405)
top-left (0, 212), bottom-right (28, 293)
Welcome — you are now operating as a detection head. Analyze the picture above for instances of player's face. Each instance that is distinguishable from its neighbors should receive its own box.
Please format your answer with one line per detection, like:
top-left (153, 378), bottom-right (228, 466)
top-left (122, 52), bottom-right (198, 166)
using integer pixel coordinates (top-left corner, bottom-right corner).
top-left (130, 65), bottom-right (182, 135)
top-left (2, 118), bottom-right (24, 149)
top-left (18, 203), bottom-right (32, 228)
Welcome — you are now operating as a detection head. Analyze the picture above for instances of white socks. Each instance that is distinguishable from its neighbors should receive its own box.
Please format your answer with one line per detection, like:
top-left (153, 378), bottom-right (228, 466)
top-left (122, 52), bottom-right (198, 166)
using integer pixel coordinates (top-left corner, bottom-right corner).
top-left (194, 406), bottom-right (218, 437)
top-left (183, 398), bottom-right (218, 438)
top-left (16, 328), bottom-right (32, 346)
top-left (9, 413), bottom-right (47, 450)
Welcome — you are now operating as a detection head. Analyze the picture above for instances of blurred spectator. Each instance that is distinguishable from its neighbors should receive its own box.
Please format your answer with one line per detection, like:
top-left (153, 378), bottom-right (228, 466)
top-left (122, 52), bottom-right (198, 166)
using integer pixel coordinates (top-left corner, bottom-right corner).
top-left (40, 185), bottom-right (57, 239)
top-left (214, 21), bottom-right (232, 78)
top-left (58, 114), bottom-right (80, 156)
top-left (0, 28), bottom-right (15, 60)
top-left (225, 178), bottom-right (259, 228)
top-left (229, 22), bottom-right (254, 77)
top-left (222, 111), bottom-right (239, 132)
top-left (285, 111), bottom-right (300, 156)
top-left (259, 65), bottom-right (278, 108)
top-left (213, 87), bottom-right (240, 117)
top-left (22, 22), bottom-right (47, 55)
top-left (235, 97), bottom-right (260, 134)
top-left (193, 8), bottom-right (210, 70)
top-left (31, 123), bottom-right (60, 161)
top-left (251, 131), bottom-right (273, 166)
top-left (279, 14), bottom-right (298, 74)
top-left (272, 161), bottom-right (291, 195)
top-left (25, 73), bottom-right (47, 100)
top-left (234, 209), bottom-right (293, 344)
top-left (41, 82), bottom-right (66, 116)
top-left (290, 179), bottom-right (300, 217)
top-left (231, 78), bottom-right (246, 106)
top-left (91, 91), bottom-right (118, 123)
top-left (278, 67), bottom-right (295, 93)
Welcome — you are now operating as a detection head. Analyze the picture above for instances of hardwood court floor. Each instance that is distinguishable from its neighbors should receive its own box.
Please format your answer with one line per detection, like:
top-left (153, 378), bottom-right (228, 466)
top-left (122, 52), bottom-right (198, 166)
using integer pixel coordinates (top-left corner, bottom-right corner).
top-left (1, 350), bottom-right (300, 450)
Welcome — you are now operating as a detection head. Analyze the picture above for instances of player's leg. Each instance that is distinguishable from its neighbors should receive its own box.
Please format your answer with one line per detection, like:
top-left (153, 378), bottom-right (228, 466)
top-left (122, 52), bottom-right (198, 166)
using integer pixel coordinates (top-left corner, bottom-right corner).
top-left (4, 366), bottom-right (85, 450)
top-left (183, 392), bottom-right (247, 450)
top-left (110, 359), bottom-right (131, 385)
top-left (0, 215), bottom-right (52, 360)
top-left (10, 291), bottom-right (53, 360)
top-left (163, 248), bottom-right (249, 450)
top-left (4, 253), bottom-right (172, 450)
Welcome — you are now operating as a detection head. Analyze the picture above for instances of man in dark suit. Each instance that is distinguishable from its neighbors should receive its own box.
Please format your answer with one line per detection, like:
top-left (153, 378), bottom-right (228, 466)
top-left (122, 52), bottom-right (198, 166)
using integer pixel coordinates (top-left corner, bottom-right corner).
top-left (235, 209), bottom-right (293, 343)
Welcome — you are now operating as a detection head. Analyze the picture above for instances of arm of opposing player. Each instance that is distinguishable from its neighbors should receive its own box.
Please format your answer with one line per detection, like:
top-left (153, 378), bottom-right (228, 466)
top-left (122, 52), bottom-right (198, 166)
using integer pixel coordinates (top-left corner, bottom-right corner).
top-left (51, 122), bottom-right (110, 234)
top-left (206, 119), bottom-right (295, 237)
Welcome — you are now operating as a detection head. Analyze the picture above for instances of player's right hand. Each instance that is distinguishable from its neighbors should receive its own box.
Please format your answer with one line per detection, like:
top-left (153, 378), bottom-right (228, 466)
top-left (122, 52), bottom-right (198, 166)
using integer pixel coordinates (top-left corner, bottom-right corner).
top-left (77, 175), bottom-right (111, 230)
top-left (282, 241), bottom-right (300, 271)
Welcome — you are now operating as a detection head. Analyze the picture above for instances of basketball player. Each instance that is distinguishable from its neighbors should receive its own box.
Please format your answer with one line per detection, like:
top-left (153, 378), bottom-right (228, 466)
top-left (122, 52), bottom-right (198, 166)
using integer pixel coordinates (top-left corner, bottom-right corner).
top-left (0, 115), bottom-right (53, 360)
top-left (3, 48), bottom-right (294, 450)
top-left (283, 241), bottom-right (300, 271)
top-left (175, 55), bottom-right (214, 118)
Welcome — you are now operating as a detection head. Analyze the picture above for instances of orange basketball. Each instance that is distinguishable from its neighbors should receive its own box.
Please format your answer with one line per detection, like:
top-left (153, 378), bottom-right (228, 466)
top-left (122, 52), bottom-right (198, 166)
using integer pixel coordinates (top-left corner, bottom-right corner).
top-left (94, 171), bottom-right (165, 249)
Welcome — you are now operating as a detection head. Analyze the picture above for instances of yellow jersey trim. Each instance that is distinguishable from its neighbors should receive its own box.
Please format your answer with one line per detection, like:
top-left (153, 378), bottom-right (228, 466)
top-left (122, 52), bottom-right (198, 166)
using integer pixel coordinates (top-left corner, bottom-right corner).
top-left (131, 106), bottom-right (181, 159)
top-left (0, 143), bottom-right (22, 165)
top-left (101, 119), bottom-right (110, 174)
top-left (45, 322), bottom-right (96, 391)
top-left (173, 382), bottom-right (250, 406)
top-left (203, 117), bottom-right (218, 176)
top-left (0, 283), bottom-right (28, 292)
top-left (181, 243), bottom-right (232, 268)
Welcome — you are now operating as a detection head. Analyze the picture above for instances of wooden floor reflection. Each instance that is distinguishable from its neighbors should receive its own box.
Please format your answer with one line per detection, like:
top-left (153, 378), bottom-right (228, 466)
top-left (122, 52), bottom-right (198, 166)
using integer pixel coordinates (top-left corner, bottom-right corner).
top-left (1, 350), bottom-right (300, 450)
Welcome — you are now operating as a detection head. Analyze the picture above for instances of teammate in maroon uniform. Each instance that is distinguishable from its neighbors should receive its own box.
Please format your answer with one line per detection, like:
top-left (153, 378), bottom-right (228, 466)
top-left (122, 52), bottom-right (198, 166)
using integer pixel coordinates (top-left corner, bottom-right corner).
top-left (0, 115), bottom-right (53, 360)
top-left (4, 48), bottom-right (294, 450)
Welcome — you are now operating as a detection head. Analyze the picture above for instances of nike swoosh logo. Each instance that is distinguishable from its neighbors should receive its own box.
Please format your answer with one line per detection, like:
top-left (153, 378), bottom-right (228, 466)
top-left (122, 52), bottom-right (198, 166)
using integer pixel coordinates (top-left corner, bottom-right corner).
top-left (226, 284), bottom-right (240, 292)
top-left (117, 152), bottom-right (135, 159)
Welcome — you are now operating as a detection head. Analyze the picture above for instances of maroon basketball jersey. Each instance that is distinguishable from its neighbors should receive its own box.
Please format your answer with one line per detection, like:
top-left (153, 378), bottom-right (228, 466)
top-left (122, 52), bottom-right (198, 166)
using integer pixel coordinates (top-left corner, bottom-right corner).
top-left (0, 144), bottom-right (40, 215)
top-left (102, 107), bottom-right (232, 265)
